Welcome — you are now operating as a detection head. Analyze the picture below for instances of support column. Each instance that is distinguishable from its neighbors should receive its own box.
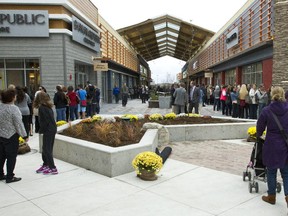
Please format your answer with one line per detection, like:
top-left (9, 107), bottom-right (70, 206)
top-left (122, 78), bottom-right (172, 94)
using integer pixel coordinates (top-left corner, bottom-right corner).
top-left (273, 0), bottom-right (288, 90)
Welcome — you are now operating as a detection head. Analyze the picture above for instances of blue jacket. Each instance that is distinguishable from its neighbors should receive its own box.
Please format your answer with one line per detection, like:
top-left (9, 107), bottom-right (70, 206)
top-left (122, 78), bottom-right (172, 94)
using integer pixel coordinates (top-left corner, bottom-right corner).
top-left (257, 101), bottom-right (288, 168)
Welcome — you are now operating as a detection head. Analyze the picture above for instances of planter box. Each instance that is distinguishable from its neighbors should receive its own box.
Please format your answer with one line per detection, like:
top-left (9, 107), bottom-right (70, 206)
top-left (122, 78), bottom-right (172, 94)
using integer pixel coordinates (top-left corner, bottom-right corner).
top-left (158, 96), bottom-right (171, 109)
top-left (39, 125), bottom-right (159, 177)
top-left (39, 118), bottom-right (255, 177)
top-left (165, 119), bottom-right (256, 142)
top-left (148, 100), bottom-right (159, 108)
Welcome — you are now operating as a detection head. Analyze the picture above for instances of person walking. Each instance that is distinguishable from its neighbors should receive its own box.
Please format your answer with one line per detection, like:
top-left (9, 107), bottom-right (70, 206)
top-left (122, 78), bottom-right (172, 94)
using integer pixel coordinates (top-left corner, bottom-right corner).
top-left (113, 85), bottom-right (120, 104)
top-left (173, 82), bottom-right (187, 114)
top-left (257, 86), bottom-right (288, 206)
top-left (121, 83), bottom-right (129, 107)
top-left (35, 92), bottom-right (58, 175)
top-left (0, 88), bottom-right (28, 183)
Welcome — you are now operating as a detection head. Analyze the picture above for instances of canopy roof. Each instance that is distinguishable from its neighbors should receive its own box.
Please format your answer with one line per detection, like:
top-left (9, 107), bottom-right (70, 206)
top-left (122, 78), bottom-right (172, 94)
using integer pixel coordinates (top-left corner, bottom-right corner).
top-left (117, 14), bottom-right (215, 62)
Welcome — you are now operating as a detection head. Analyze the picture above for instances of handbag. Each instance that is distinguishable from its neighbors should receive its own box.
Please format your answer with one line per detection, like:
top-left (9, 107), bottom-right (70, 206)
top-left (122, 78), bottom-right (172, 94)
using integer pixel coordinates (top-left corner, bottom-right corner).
top-left (81, 100), bottom-right (87, 107)
top-left (270, 111), bottom-right (288, 146)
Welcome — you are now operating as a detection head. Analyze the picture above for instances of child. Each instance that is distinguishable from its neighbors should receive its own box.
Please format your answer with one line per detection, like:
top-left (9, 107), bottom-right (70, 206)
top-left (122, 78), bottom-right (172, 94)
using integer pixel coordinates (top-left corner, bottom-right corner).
top-left (34, 92), bottom-right (58, 175)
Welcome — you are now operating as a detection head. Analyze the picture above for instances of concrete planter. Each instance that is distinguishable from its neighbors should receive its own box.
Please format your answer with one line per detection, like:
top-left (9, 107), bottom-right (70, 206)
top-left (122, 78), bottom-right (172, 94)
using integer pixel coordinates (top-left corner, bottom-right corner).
top-left (39, 125), bottom-right (158, 177)
top-left (39, 117), bottom-right (255, 177)
top-left (166, 121), bottom-right (256, 142)
top-left (158, 96), bottom-right (171, 109)
top-left (148, 100), bottom-right (159, 108)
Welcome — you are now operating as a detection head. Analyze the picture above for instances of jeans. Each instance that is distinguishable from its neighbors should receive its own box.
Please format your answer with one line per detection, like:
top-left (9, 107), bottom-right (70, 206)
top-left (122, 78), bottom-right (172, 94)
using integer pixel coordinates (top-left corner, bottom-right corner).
top-left (69, 105), bottom-right (78, 121)
top-left (56, 108), bottom-right (66, 121)
top-left (267, 164), bottom-right (288, 196)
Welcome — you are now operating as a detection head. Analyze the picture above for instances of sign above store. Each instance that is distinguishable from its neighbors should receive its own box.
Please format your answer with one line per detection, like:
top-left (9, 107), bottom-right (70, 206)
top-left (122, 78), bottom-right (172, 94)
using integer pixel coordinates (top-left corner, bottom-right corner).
top-left (72, 16), bottom-right (100, 52)
top-left (226, 27), bottom-right (239, 49)
top-left (94, 63), bottom-right (108, 71)
top-left (0, 10), bottom-right (49, 37)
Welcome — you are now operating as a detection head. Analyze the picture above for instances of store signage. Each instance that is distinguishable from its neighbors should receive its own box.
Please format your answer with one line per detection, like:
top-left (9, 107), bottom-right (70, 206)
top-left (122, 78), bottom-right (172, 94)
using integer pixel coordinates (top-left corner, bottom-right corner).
top-left (94, 63), bottom-right (108, 71)
top-left (204, 72), bottom-right (213, 78)
top-left (0, 10), bottom-right (49, 37)
top-left (72, 16), bottom-right (100, 52)
top-left (226, 27), bottom-right (239, 49)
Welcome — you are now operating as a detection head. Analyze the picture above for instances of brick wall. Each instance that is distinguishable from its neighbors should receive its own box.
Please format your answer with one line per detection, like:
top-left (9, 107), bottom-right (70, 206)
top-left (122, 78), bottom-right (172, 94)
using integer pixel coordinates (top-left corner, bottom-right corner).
top-left (273, 0), bottom-right (288, 90)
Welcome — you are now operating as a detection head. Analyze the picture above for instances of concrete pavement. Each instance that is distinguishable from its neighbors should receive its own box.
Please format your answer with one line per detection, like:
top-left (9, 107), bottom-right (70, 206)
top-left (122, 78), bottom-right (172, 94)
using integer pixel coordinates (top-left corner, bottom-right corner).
top-left (1, 99), bottom-right (287, 216)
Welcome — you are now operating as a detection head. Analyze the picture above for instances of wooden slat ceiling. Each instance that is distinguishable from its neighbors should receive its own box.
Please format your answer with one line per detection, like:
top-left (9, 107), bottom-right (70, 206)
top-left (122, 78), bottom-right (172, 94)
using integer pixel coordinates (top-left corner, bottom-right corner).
top-left (117, 14), bottom-right (215, 62)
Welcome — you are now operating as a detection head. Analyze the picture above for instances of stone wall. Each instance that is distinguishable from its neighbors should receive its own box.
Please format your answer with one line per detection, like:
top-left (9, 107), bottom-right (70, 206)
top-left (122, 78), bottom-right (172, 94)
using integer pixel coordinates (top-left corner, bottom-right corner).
top-left (273, 0), bottom-right (288, 90)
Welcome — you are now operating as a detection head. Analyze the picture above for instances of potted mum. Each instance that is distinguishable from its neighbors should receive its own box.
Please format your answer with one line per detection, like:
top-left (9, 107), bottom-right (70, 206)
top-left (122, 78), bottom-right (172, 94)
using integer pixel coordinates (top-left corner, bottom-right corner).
top-left (18, 136), bottom-right (31, 154)
top-left (247, 126), bottom-right (266, 142)
top-left (132, 151), bottom-right (163, 181)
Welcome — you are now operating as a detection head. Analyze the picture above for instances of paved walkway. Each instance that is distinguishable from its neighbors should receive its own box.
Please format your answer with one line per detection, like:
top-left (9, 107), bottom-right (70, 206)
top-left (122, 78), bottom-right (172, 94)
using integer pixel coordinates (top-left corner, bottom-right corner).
top-left (1, 99), bottom-right (287, 216)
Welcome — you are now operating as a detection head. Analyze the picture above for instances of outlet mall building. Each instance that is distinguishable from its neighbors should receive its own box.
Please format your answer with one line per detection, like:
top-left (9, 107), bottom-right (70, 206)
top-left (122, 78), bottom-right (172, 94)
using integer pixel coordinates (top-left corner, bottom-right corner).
top-left (0, 0), bottom-right (288, 102)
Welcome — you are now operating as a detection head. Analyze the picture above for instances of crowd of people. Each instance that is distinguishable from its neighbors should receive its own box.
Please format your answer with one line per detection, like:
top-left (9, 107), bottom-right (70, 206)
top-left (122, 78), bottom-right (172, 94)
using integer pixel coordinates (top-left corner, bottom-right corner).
top-left (170, 82), bottom-right (288, 120)
top-left (0, 81), bottom-right (101, 183)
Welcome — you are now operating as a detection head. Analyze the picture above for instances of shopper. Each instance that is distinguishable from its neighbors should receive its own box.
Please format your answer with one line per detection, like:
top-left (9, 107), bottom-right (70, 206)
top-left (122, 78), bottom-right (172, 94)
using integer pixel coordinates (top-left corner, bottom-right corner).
top-left (53, 85), bottom-right (68, 121)
top-left (113, 85), bottom-right (120, 104)
top-left (35, 92), bottom-right (58, 175)
top-left (0, 88), bottom-right (28, 183)
top-left (257, 86), bottom-right (288, 206)
top-left (15, 86), bottom-right (31, 139)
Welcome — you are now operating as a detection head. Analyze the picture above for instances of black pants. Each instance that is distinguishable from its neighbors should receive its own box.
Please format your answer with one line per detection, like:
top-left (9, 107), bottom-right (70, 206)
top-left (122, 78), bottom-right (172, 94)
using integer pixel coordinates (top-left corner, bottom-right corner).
top-left (122, 94), bottom-right (128, 106)
top-left (0, 133), bottom-right (19, 179)
top-left (35, 116), bottom-right (40, 133)
top-left (22, 115), bottom-right (30, 139)
top-left (188, 102), bottom-right (199, 114)
top-left (42, 132), bottom-right (56, 169)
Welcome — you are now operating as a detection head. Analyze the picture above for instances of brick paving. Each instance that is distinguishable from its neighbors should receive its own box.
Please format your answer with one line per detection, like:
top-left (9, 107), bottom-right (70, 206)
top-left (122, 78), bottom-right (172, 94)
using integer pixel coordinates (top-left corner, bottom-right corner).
top-left (167, 140), bottom-right (254, 176)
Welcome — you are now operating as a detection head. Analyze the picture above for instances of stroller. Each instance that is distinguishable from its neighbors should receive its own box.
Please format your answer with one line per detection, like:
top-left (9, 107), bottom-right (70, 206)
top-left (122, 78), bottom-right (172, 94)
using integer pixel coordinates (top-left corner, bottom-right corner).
top-left (243, 138), bottom-right (282, 193)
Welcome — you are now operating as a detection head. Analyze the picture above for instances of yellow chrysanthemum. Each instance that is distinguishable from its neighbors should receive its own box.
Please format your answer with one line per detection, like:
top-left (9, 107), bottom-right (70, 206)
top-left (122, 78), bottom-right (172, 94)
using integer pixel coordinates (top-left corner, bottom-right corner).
top-left (132, 151), bottom-right (163, 174)
top-left (187, 113), bottom-right (201, 117)
top-left (56, 120), bottom-right (68, 127)
top-left (122, 114), bottom-right (138, 121)
top-left (149, 113), bottom-right (163, 121)
top-left (19, 136), bottom-right (25, 144)
top-left (164, 112), bottom-right (177, 120)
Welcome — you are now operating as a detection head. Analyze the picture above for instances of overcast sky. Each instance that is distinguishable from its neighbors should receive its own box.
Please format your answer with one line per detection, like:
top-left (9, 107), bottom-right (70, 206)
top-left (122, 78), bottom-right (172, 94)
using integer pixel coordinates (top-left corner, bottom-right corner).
top-left (91, 0), bottom-right (248, 83)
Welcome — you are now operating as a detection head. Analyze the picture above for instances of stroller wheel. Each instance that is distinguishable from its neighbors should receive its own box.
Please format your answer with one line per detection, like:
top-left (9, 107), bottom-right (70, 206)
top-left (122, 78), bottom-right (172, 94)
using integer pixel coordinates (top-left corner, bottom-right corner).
top-left (249, 182), bottom-right (253, 193)
top-left (277, 182), bottom-right (282, 193)
top-left (248, 172), bottom-right (252, 181)
top-left (255, 182), bottom-right (259, 193)
top-left (243, 172), bottom-right (247, 181)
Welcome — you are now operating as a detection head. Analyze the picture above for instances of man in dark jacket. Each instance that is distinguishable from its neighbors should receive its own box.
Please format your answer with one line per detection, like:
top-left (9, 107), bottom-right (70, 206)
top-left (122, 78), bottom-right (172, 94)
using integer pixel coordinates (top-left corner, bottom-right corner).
top-left (188, 81), bottom-right (200, 114)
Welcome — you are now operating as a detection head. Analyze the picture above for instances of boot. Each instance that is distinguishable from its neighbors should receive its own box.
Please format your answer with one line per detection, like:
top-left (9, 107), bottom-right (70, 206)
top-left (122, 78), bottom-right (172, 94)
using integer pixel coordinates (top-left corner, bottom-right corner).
top-left (285, 196), bottom-right (288, 208)
top-left (262, 194), bottom-right (276, 205)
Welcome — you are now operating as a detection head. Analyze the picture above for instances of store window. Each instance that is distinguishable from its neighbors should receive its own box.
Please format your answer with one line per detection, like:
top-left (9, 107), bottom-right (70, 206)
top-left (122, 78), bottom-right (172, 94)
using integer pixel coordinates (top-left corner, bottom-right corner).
top-left (213, 73), bottom-right (221, 86)
top-left (242, 62), bottom-right (262, 86)
top-left (0, 58), bottom-right (40, 94)
top-left (225, 69), bottom-right (236, 85)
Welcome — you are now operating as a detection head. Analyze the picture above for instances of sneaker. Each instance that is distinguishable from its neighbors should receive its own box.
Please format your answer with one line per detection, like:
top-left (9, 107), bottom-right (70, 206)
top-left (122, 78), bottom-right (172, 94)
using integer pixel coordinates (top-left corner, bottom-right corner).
top-left (36, 165), bottom-right (48, 173)
top-left (43, 168), bottom-right (58, 175)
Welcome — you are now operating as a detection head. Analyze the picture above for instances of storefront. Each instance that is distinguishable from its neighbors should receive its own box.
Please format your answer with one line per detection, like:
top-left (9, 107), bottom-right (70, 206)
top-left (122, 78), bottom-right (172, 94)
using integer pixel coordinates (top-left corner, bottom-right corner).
top-left (0, 6), bottom-right (101, 97)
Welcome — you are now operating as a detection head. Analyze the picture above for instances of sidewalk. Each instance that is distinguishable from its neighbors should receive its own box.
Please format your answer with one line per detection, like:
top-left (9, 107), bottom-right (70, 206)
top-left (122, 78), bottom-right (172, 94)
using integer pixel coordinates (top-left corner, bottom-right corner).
top-left (0, 99), bottom-right (287, 216)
